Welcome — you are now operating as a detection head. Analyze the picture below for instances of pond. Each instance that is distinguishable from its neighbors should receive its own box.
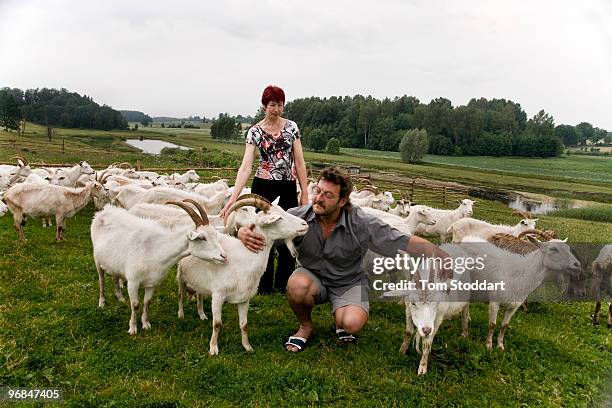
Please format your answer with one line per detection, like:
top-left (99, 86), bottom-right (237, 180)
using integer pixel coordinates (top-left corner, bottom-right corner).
top-left (506, 194), bottom-right (584, 214)
top-left (125, 139), bottom-right (191, 155)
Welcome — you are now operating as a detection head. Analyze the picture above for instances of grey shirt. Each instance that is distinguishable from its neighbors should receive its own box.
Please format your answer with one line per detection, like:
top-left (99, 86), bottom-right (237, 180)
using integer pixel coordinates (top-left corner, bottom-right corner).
top-left (287, 205), bottom-right (411, 288)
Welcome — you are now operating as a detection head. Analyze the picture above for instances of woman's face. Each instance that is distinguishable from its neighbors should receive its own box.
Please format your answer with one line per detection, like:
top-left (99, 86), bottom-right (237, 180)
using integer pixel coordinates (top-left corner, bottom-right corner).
top-left (264, 101), bottom-right (284, 119)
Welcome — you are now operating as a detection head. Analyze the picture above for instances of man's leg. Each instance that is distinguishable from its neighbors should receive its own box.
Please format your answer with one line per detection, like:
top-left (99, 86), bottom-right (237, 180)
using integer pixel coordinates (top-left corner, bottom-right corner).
top-left (334, 305), bottom-right (368, 335)
top-left (285, 269), bottom-right (322, 352)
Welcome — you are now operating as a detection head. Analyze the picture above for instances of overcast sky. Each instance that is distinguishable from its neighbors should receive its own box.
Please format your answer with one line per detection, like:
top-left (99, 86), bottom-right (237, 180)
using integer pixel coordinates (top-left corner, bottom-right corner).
top-left (1, 0), bottom-right (611, 129)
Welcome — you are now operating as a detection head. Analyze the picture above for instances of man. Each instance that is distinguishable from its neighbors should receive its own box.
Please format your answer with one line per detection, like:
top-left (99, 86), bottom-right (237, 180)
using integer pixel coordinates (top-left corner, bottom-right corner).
top-left (237, 166), bottom-right (452, 352)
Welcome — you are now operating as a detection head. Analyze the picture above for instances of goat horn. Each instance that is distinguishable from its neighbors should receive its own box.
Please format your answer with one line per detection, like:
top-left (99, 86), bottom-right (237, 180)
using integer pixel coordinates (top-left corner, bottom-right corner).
top-left (182, 199), bottom-right (209, 225)
top-left (11, 156), bottom-right (28, 166)
top-left (118, 162), bottom-right (133, 169)
top-left (100, 171), bottom-right (111, 184)
top-left (42, 167), bottom-right (54, 174)
top-left (359, 186), bottom-right (379, 194)
top-left (223, 194), bottom-right (271, 227)
top-left (166, 201), bottom-right (204, 227)
top-left (512, 210), bottom-right (532, 219)
top-left (517, 229), bottom-right (557, 241)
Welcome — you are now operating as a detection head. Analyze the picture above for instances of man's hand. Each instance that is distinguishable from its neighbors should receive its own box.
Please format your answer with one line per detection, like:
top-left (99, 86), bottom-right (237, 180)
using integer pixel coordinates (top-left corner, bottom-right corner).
top-left (237, 225), bottom-right (265, 253)
top-left (433, 248), bottom-right (454, 281)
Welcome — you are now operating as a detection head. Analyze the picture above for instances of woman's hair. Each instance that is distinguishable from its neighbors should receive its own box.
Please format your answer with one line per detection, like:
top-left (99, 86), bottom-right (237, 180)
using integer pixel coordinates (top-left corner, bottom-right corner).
top-left (319, 166), bottom-right (353, 211)
top-left (261, 85), bottom-right (285, 106)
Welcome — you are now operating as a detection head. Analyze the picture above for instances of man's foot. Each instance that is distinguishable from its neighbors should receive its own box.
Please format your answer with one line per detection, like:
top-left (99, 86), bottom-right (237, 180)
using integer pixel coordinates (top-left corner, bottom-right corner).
top-left (285, 325), bottom-right (314, 353)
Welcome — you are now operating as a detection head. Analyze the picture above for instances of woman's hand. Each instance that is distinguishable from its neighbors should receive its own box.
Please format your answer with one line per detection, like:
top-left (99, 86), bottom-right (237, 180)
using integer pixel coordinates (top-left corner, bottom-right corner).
top-left (218, 197), bottom-right (236, 219)
top-left (299, 191), bottom-right (309, 206)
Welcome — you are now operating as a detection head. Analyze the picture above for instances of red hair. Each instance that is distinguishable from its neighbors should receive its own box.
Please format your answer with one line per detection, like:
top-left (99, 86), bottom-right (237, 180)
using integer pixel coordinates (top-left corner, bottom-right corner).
top-left (261, 85), bottom-right (285, 106)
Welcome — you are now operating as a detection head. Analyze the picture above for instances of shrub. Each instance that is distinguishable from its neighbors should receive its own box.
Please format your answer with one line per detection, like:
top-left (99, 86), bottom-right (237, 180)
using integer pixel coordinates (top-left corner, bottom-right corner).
top-left (399, 129), bottom-right (429, 163)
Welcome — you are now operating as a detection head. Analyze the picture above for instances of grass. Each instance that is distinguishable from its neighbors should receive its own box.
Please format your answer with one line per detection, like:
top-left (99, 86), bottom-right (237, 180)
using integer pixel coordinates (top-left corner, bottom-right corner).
top-left (546, 206), bottom-right (612, 223)
top-left (0, 205), bottom-right (611, 407)
top-left (1, 124), bottom-right (611, 406)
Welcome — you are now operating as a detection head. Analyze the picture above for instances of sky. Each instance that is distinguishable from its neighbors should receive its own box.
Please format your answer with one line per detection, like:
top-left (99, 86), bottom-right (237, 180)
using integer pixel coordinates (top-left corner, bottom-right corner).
top-left (1, 0), bottom-right (611, 129)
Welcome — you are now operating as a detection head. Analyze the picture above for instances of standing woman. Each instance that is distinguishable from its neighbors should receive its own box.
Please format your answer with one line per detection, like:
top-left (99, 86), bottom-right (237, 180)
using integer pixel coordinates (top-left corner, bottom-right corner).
top-left (220, 85), bottom-right (309, 294)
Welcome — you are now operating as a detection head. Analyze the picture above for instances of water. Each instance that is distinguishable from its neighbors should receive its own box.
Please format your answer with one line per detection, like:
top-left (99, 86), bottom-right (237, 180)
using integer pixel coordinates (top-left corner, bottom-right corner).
top-left (125, 139), bottom-right (190, 154)
top-left (507, 195), bottom-right (583, 215)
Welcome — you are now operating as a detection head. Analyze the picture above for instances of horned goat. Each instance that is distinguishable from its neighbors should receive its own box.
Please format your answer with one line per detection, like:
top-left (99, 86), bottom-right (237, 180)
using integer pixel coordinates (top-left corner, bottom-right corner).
top-left (460, 230), bottom-right (582, 350)
top-left (91, 201), bottom-right (227, 335)
top-left (176, 195), bottom-right (308, 355)
top-left (449, 217), bottom-right (538, 243)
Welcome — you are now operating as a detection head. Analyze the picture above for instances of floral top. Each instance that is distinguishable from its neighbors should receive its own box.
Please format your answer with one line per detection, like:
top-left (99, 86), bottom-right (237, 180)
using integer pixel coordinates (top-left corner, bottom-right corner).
top-left (246, 119), bottom-right (301, 181)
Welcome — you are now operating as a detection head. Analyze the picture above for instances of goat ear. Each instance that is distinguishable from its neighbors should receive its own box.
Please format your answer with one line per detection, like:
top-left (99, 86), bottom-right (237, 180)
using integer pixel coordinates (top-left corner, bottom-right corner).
top-left (188, 231), bottom-right (200, 241)
top-left (259, 213), bottom-right (281, 225)
top-left (271, 196), bottom-right (281, 206)
top-left (532, 218), bottom-right (539, 222)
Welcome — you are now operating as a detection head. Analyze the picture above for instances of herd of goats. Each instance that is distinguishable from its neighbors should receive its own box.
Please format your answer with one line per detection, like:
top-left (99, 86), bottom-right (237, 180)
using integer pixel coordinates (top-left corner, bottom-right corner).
top-left (0, 156), bottom-right (610, 375)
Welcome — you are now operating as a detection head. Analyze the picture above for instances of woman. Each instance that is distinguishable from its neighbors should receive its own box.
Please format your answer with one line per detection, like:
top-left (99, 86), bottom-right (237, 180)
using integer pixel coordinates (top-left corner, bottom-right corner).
top-left (220, 85), bottom-right (309, 294)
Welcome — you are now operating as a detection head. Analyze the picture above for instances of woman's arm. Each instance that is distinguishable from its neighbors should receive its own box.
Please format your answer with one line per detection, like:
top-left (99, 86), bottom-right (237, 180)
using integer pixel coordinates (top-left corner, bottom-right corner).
top-left (293, 138), bottom-right (309, 206)
top-left (219, 143), bottom-right (256, 218)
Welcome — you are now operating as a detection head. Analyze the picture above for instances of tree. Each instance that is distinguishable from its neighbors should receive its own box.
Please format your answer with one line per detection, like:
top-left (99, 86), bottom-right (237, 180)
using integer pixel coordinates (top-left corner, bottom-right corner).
top-left (399, 129), bottom-right (429, 163)
top-left (576, 122), bottom-right (594, 145)
top-left (211, 113), bottom-right (239, 140)
top-left (0, 87), bottom-right (23, 131)
top-left (325, 137), bottom-right (341, 154)
top-left (308, 128), bottom-right (327, 152)
top-left (555, 124), bottom-right (578, 146)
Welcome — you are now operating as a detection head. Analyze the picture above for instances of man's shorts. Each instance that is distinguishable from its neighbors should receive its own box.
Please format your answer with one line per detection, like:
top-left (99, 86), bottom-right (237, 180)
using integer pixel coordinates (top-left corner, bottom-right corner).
top-left (292, 267), bottom-right (369, 314)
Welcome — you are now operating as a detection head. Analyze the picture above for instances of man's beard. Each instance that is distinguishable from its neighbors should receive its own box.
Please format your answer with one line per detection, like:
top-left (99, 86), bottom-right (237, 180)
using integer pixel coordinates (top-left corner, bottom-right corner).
top-left (313, 200), bottom-right (337, 215)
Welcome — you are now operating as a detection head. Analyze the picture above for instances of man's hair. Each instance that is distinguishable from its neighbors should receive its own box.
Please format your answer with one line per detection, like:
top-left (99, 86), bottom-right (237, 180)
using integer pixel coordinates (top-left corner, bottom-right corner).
top-left (319, 166), bottom-right (352, 211)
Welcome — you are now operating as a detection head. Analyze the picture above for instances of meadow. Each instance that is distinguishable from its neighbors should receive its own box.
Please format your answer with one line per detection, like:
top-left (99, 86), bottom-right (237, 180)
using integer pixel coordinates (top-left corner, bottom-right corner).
top-left (0, 125), bottom-right (611, 407)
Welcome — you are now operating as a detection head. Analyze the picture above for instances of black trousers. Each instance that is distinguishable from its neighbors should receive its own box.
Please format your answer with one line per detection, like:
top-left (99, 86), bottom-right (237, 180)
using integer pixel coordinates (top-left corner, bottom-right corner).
top-left (251, 177), bottom-right (298, 294)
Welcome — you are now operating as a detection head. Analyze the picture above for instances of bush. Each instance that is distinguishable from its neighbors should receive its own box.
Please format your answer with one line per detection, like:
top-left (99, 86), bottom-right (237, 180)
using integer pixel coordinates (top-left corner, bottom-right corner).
top-left (399, 129), bottom-right (429, 163)
top-left (308, 128), bottom-right (327, 152)
top-left (325, 137), bottom-right (341, 154)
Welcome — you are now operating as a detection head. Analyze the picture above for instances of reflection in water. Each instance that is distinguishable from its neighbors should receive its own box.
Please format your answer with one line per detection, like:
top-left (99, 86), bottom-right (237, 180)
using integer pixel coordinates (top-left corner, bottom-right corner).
top-left (125, 139), bottom-right (190, 154)
top-left (507, 196), bottom-right (583, 214)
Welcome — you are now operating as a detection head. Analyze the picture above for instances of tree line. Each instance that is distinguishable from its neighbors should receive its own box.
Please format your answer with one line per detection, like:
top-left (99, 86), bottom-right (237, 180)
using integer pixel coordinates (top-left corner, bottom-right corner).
top-left (0, 87), bottom-right (127, 132)
top-left (279, 95), bottom-right (609, 157)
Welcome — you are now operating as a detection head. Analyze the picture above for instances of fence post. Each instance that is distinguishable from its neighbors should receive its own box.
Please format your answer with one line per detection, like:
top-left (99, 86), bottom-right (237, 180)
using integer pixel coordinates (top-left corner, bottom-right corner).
top-left (62, 138), bottom-right (65, 154)
top-left (410, 178), bottom-right (417, 201)
top-left (443, 187), bottom-right (447, 205)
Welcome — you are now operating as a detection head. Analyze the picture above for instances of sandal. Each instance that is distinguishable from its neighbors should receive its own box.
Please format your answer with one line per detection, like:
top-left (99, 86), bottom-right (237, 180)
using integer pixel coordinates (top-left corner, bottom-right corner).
top-left (285, 336), bottom-right (308, 352)
top-left (332, 324), bottom-right (356, 344)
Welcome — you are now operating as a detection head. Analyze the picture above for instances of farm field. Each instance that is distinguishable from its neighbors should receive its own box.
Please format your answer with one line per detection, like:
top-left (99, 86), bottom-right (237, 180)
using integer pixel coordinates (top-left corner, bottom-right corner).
top-left (1, 124), bottom-right (611, 406)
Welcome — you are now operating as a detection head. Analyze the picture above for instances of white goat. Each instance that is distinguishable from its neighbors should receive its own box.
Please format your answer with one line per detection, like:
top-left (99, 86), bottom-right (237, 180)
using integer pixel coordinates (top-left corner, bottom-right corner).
top-left (360, 206), bottom-right (437, 235)
top-left (0, 156), bottom-right (32, 190)
top-left (91, 201), bottom-right (227, 335)
top-left (449, 217), bottom-right (538, 243)
top-left (412, 199), bottom-right (476, 242)
top-left (591, 244), bottom-right (612, 327)
top-left (460, 230), bottom-right (582, 350)
top-left (3, 181), bottom-right (107, 241)
top-left (395, 245), bottom-right (473, 375)
top-left (115, 186), bottom-right (227, 214)
top-left (176, 195), bottom-right (308, 355)
top-left (56, 161), bottom-right (95, 187)
top-left (170, 170), bottom-right (200, 185)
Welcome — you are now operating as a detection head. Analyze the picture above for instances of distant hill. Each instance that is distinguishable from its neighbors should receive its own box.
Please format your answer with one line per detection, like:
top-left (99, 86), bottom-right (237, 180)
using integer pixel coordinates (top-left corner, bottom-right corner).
top-left (153, 116), bottom-right (203, 123)
top-left (120, 110), bottom-right (153, 124)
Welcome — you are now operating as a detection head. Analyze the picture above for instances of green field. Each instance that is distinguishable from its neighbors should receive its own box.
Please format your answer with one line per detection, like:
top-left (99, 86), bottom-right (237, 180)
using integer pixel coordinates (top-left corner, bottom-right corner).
top-left (1, 124), bottom-right (611, 406)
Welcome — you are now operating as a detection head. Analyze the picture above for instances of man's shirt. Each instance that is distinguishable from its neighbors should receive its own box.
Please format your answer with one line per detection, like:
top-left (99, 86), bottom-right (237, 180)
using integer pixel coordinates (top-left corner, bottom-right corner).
top-left (287, 205), bottom-right (411, 288)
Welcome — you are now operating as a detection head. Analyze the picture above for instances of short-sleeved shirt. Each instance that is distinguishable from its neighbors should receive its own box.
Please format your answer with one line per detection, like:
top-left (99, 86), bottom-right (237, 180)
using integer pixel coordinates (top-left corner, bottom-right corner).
top-left (246, 119), bottom-right (301, 181)
top-left (287, 205), bottom-right (411, 288)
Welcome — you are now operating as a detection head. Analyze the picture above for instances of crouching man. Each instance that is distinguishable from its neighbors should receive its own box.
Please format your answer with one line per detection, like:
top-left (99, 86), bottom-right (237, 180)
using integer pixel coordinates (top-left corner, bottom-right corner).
top-left (237, 166), bottom-right (451, 352)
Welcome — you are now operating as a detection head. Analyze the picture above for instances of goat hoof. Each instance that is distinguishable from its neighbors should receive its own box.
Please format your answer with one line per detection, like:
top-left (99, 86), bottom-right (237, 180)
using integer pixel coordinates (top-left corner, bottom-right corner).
top-left (399, 343), bottom-right (409, 355)
top-left (243, 344), bottom-right (253, 353)
top-left (209, 346), bottom-right (219, 356)
top-left (497, 344), bottom-right (505, 351)
top-left (417, 365), bottom-right (428, 376)
top-left (98, 300), bottom-right (105, 308)
top-left (199, 313), bottom-right (208, 320)
top-left (128, 328), bottom-right (137, 335)
top-left (485, 342), bottom-right (493, 351)
top-left (142, 322), bottom-right (151, 330)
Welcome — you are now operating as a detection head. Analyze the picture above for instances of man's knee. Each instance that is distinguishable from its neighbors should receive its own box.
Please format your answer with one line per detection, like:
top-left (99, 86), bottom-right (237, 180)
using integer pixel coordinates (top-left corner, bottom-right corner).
top-left (336, 306), bottom-right (368, 334)
top-left (287, 273), bottom-right (317, 299)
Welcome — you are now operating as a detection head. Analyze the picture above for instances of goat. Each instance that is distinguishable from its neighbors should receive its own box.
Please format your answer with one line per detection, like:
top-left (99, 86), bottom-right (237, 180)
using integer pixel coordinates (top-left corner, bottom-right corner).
top-left (395, 245), bottom-right (473, 375)
top-left (460, 230), bottom-right (582, 350)
top-left (176, 195), bottom-right (308, 355)
top-left (0, 156), bottom-right (32, 190)
top-left (591, 244), bottom-right (612, 327)
top-left (449, 217), bottom-right (538, 243)
top-left (91, 201), bottom-right (227, 335)
top-left (56, 161), bottom-right (95, 187)
top-left (4, 180), bottom-right (107, 241)
top-left (412, 199), bottom-right (476, 242)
